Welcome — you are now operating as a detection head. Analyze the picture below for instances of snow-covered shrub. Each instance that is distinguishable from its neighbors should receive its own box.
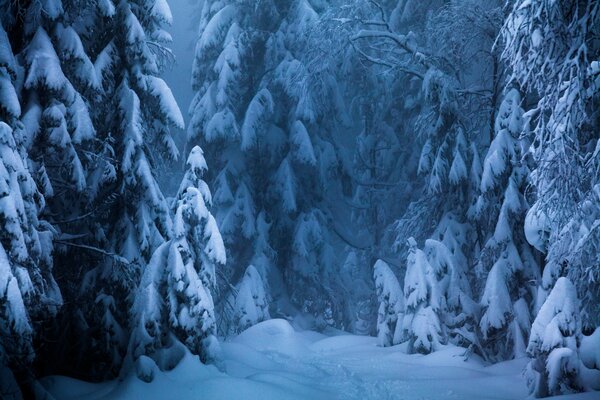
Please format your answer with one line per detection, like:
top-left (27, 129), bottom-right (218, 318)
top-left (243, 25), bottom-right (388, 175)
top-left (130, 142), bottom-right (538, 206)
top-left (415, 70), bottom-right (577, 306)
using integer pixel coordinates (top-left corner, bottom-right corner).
top-left (526, 277), bottom-right (582, 397)
top-left (373, 259), bottom-right (404, 347)
top-left (233, 265), bottom-right (270, 333)
top-left (424, 237), bottom-right (477, 349)
top-left (401, 238), bottom-right (445, 354)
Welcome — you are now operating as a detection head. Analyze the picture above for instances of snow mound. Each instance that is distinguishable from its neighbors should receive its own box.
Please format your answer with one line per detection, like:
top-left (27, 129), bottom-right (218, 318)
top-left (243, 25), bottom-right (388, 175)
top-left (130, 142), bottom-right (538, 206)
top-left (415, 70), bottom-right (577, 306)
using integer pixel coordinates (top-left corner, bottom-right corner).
top-left (233, 319), bottom-right (314, 357)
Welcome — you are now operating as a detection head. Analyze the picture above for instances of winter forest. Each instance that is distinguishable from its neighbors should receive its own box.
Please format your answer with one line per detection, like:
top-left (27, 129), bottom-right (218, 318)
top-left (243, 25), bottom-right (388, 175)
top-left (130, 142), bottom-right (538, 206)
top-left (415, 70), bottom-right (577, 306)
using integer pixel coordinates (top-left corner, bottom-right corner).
top-left (0, 0), bottom-right (599, 399)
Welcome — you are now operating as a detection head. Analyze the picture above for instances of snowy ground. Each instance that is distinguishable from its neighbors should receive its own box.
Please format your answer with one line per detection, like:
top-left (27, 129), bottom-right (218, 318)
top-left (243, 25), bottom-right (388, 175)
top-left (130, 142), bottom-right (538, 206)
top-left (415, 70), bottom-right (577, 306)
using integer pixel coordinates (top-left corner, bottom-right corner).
top-left (40, 319), bottom-right (597, 400)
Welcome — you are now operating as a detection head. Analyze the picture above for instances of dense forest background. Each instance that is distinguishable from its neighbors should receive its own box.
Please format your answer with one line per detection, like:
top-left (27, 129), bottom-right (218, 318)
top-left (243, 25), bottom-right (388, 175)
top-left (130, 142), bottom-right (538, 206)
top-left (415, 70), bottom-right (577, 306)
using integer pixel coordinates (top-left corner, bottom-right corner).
top-left (0, 0), bottom-right (599, 398)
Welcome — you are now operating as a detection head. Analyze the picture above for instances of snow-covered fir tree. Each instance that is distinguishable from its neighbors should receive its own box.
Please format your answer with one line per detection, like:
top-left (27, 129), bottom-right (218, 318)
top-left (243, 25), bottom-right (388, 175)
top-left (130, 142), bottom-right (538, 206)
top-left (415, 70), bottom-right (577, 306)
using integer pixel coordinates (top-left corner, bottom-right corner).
top-left (0, 19), bottom-right (62, 396)
top-left (373, 259), bottom-right (404, 347)
top-left (401, 235), bottom-right (476, 354)
top-left (129, 146), bottom-right (225, 375)
top-left (232, 264), bottom-right (270, 334)
top-left (476, 89), bottom-right (540, 361)
top-left (501, 0), bottom-right (600, 335)
top-left (188, 0), bottom-right (278, 331)
top-left (526, 277), bottom-right (582, 397)
top-left (401, 237), bottom-right (444, 354)
top-left (424, 236), bottom-right (477, 350)
top-left (189, 0), bottom-right (348, 331)
top-left (72, 0), bottom-right (183, 378)
top-left (265, 0), bottom-right (349, 329)
top-left (19, 2), bottom-right (94, 207)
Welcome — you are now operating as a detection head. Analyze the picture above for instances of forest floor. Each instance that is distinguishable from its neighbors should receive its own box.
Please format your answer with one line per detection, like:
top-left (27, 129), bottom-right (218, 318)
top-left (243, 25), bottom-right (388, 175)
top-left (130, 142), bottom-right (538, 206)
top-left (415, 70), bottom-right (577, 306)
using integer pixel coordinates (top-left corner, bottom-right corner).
top-left (40, 319), bottom-right (596, 400)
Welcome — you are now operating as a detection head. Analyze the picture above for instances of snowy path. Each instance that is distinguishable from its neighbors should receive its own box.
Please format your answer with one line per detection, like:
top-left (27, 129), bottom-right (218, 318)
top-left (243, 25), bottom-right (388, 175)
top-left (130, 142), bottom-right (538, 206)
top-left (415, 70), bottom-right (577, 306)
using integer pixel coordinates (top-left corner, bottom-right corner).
top-left (41, 319), bottom-right (596, 400)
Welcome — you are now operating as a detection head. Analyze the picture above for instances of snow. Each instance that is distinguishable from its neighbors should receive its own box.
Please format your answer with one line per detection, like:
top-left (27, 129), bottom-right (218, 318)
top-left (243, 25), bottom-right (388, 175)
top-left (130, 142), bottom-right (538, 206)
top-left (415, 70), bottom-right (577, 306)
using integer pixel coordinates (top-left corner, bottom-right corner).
top-left (290, 120), bottom-right (317, 166)
top-left (24, 27), bottom-right (67, 90)
top-left (524, 202), bottom-right (550, 252)
top-left (373, 259), bottom-right (404, 347)
top-left (241, 89), bottom-right (274, 151)
top-left (143, 76), bottom-right (185, 130)
top-left (0, 23), bottom-right (17, 75)
top-left (124, 8), bottom-right (145, 45)
top-left (197, 5), bottom-right (236, 54)
top-left (580, 329), bottom-right (600, 370)
top-left (204, 214), bottom-right (226, 265)
top-left (205, 109), bottom-right (238, 142)
top-left (233, 265), bottom-right (270, 332)
top-left (480, 259), bottom-right (512, 332)
top-left (55, 23), bottom-right (98, 88)
top-left (98, 0), bottom-right (115, 17)
top-left (39, 319), bottom-right (595, 400)
top-left (41, 0), bottom-right (64, 20)
top-left (0, 73), bottom-right (20, 118)
top-left (151, 0), bottom-right (173, 25)
top-left (274, 157), bottom-right (297, 212)
top-left (0, 244), bottom-right (32, 336)
top-left (186, 145), bottom-right (208, 174)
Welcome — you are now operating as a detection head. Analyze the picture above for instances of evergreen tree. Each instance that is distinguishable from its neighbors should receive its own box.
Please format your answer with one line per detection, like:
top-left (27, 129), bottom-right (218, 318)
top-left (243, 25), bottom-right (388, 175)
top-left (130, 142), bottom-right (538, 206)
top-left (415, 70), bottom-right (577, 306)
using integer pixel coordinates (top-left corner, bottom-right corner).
top-left (476, 89), bottom-right (540, 361)
top-left (373, 259), bottom-right (404, 347)
top-left (76, 0), bottom-right (183, 377)
top-left (400, 235), bottom-right (476, 354)
top-left (0, 20), bottom-right (61, 396)
top-left (232, 264), bottom-right (270, 334)
top-left (424, 236), bottom-right (477, 350)
top-left (129, 146), bottom-right (225, 375)
top-left (189, 0), bottom-right (349, 331)
top-left (401, 237), bottom-right (444, 354)
top-left (340, 250), bottom-right (376, 335)
top-left (20, 1), bottom-right (96, 215)
top-left (526, 277), bottom-right (582, 397)
top-left (501, 0), bottom-right (600, 334)
top-left (188, 0), bottom-right (277, 332)
top-left (265, 0), bottom-right (349, 329)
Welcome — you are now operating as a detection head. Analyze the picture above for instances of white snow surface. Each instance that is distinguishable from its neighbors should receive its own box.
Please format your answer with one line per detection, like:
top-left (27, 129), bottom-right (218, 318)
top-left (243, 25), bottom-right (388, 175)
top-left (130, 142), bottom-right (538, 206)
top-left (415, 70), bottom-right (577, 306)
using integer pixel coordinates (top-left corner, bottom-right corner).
top-left (40, 319), bottom-right (595, 400)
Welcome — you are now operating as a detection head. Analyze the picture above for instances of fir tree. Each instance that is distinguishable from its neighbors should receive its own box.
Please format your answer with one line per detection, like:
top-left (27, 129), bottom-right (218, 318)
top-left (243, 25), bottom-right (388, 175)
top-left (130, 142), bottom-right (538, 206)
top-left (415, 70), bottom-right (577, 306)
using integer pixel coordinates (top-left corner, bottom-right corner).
top-left (401, 237), bottom-right (444, 354)
top-left (233, 264), bottom-right (270, 333)
top-left (373, 259), bottom-right (404, 347)
top-left (526, 277), bottom-right (582, 397)
top-left (501, 0), bottom-right (600, 335)
top-left (129, 146), bottom-right (225, 376)
top-left (476, 89), bottom-right (540, 361)
top-left (76, 0), bottom-right (183, 377)
top-left (0, 21), bottom-right (61, 396)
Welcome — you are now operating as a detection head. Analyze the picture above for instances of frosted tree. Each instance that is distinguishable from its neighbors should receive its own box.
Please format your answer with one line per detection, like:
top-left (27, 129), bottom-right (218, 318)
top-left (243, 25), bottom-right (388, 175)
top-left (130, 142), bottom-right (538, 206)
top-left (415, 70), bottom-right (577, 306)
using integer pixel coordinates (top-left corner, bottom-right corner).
top-left (288, 209), bottom-right (338, 328)
top-left (19, 2), bottom-right (97, 213)
top-left (400, 234), bottom-right (477, 354)
top-left (424, 236), bottom-right (477, 350)
top-left (340, 250), bottom-right (376, 335)
top-left (75, 0), bottom-right (183, 377)
top-left (401, 237), bottom-right (445, 354)
top-left (187, 0), bottom-right (278, 331)
top-left (0, 21), bottom-right (60, 396)
top-left (525, 277), bottom-right (582, 397)
top-left (476, 89), bottom-right (540, 361)
top-left (354, 2), bottom-right (505, 306)
top-left (263, 0), bottom-right (352, 329)
top-left (501, 0), bottom-right (600, 333)
top-left (189, 0), bottom-right (350, 331)
top-left (129, 146), bottom-right (226, 377)
top-left (373, 259), bottom-right (404, 347)
top-left (233, 265), bottom-right (270, 333)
